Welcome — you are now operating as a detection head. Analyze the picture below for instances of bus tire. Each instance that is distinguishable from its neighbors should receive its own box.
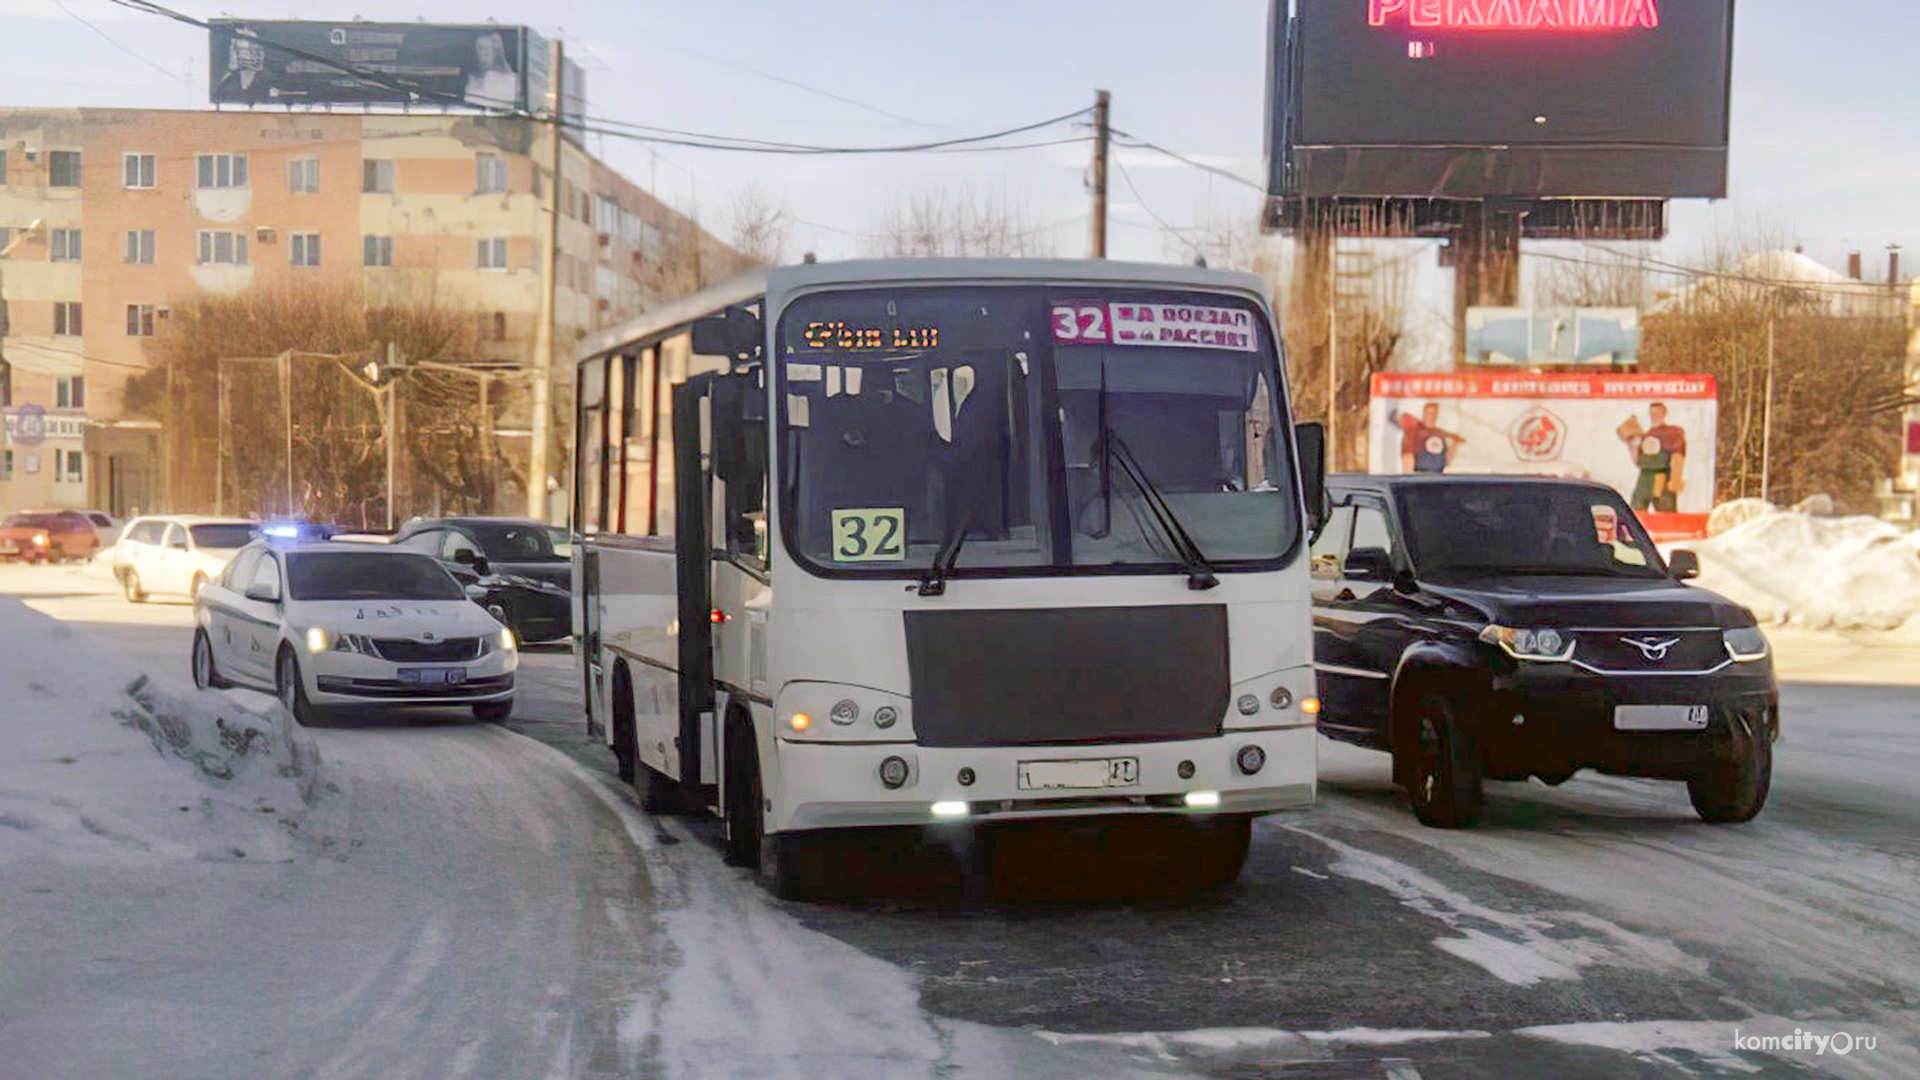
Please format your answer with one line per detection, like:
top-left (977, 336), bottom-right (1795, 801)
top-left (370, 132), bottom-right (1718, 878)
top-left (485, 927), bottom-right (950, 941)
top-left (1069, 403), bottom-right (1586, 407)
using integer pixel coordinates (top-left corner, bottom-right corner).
top-left (761, 830), bottom-right (823, 902)
top-left (610, 663), bottom-right (637, 784)
top-left (1190, 815), bottom-right (1253, 889)
top-left (722, 717), bottom-right (762, 869)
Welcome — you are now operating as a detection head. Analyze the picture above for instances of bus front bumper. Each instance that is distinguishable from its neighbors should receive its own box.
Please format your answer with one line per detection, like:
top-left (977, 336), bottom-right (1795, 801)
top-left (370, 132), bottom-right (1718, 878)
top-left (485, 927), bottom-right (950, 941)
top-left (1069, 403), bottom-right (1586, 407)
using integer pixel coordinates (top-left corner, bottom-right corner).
top-left (771, 725), bottom-right (1317, 833)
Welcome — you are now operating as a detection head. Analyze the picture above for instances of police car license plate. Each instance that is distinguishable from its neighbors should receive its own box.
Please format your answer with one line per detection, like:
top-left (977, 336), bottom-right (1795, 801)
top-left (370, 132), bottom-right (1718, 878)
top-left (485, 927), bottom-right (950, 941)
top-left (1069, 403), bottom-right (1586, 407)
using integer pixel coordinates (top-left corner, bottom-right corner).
top-left (1613, 705), bottom-right (1710, 731)
top-left (399, 667), bottom-right (466, 687)
top-left (1017, 757), bottom-right (1140, 790)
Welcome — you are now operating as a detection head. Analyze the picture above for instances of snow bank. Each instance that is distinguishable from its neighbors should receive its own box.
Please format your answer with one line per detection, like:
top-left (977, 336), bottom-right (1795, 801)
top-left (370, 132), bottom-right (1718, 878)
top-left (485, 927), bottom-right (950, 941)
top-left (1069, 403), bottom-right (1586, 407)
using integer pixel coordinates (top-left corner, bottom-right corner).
top-left (1683, 508), bottom-right (1920, 633)
top-left (0, 597), bottom-right (336, 866)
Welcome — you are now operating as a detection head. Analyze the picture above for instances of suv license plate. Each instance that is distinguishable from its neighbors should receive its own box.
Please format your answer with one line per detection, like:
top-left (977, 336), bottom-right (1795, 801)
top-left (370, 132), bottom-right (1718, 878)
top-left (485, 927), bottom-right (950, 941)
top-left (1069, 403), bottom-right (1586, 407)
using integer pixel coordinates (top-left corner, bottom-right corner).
top-left (1017, 758), bottom-right (1140, 791)
top-left (398, 667), bottom-right (467, 687)
top-left (1614, 705), bottom-right (1710, 731)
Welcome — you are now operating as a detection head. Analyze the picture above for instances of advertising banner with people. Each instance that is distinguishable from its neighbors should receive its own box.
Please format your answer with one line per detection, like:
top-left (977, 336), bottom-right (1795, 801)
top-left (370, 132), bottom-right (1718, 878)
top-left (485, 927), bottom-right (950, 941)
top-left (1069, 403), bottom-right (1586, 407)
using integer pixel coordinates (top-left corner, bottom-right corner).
top-left (1368, 372), bottom-right (1718, 538)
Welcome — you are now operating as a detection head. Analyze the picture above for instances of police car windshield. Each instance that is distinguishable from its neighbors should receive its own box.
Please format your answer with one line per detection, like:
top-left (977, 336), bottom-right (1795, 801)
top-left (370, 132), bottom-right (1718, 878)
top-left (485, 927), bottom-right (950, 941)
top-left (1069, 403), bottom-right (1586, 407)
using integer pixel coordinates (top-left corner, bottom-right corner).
top-left (286, 552), bottom-right (467, 601)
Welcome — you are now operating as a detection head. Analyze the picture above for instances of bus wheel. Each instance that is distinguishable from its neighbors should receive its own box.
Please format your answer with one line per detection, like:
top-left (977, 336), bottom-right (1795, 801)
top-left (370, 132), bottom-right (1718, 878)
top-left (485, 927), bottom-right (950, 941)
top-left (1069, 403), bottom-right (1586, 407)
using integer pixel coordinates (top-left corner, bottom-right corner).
top-left (761, 830), bottom-right (824, 902)
top-left (722, 721), bottom-right (763, 869)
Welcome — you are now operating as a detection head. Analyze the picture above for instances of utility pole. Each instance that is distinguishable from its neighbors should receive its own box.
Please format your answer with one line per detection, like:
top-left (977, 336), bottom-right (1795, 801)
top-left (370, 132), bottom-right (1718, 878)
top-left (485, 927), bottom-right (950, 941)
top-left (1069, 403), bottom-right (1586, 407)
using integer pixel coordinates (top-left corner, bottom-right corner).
top-left (279, 349), bottom-right (294, 516)
top-left (1090, 89), bottom-right (1111, 259)
top-left (528, 38), bottom-right (566, 521)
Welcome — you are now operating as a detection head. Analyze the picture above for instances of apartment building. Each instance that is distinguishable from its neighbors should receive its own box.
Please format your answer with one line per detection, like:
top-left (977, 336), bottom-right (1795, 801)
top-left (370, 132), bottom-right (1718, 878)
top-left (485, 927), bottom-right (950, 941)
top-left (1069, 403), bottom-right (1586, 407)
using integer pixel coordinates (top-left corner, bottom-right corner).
top-left (0, 107), bottom-right (734, 518)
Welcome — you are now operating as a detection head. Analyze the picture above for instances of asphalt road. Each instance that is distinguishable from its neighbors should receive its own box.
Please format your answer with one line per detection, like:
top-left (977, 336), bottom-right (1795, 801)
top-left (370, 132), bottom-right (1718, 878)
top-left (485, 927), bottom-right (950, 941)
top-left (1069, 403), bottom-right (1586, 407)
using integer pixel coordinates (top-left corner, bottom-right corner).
top-left (4, 563), bottom-right (1915, 1080)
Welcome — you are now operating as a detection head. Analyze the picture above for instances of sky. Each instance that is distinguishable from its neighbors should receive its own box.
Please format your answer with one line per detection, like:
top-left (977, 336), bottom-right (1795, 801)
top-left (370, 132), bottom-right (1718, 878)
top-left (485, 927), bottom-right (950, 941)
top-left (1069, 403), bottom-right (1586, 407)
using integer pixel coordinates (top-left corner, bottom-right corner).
top-left (5, 0), bottom-right (1918, 353)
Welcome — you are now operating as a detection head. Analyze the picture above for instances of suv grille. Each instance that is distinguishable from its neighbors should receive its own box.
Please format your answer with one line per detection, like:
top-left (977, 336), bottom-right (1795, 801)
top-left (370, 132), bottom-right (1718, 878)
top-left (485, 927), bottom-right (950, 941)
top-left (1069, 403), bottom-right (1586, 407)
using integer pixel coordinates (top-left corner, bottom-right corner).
top-left (1576, 631), bottom-right (1726, 672)
top-left (372, 637), bottom-right (482, 662)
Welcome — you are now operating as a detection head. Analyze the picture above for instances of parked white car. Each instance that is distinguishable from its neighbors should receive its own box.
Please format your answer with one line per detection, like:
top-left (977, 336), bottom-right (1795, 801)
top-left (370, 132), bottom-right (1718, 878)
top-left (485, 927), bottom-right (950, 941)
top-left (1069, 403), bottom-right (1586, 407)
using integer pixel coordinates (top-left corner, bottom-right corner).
top-left (114, 515), bottom-right (259, 602)
top-left (75, 509), bottom-right (122, 549)
top-left (190, 539), bottom-right (517, 723)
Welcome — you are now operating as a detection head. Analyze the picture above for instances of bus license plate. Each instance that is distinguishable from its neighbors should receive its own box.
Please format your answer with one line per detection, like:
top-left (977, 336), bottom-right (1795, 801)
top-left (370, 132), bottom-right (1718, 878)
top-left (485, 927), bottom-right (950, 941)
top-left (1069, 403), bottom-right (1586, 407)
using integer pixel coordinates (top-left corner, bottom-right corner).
top-left (398, 667), bottom-right (466, 687)
top-left (1614, 704), bottom-right (1710, 731)
top-left (1017, 757), bottom-right (1140, 791)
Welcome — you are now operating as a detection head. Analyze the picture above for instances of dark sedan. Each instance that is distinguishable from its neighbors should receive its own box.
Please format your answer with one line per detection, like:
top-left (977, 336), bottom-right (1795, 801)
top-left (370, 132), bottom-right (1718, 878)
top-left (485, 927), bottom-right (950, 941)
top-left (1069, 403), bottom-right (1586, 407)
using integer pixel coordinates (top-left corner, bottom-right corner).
top-left (391, 517), bottom-right (572, 644)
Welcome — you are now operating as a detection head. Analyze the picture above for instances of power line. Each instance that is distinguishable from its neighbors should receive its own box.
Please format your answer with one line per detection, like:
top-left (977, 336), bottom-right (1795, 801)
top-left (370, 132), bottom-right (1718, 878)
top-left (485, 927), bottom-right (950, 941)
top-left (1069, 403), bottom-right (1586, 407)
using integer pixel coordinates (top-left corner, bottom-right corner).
top-left (104, 0), bottom-right (1090, 159)
top-left (1108, 130), bottom-right (1267, 192)
top-left (1112, 155), bottom-right (1207, 258)
top-left (46, 0), bottom-right (184, 84)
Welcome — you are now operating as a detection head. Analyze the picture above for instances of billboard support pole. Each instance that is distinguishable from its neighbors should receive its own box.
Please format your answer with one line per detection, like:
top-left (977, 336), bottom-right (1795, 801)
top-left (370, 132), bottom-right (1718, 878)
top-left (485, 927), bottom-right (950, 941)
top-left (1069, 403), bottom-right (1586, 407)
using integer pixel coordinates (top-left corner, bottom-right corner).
top-left (1452, 203), bottom-right (1522, 366)
top-left (528, 38), bottom-right (565, 522)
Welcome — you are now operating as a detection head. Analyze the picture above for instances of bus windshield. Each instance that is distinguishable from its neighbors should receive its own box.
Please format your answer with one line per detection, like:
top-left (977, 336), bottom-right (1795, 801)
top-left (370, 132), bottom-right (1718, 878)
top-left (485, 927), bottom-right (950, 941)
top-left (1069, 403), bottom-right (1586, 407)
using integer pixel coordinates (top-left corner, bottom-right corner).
top-left (776, 285), bottom-right (1300, 578)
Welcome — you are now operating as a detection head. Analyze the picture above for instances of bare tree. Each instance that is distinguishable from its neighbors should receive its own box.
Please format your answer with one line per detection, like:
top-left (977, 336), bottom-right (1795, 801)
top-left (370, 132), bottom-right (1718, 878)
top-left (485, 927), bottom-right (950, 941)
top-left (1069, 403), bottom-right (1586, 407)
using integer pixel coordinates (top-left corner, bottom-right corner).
top-left (728, 182), bottom-right (791, 268)
top-left (868, 185), bottom-right (1052, 258)
top-left (122, 282), bottom-right (513, 524)
top-left (1533, 244), bottom-right (1653, 309)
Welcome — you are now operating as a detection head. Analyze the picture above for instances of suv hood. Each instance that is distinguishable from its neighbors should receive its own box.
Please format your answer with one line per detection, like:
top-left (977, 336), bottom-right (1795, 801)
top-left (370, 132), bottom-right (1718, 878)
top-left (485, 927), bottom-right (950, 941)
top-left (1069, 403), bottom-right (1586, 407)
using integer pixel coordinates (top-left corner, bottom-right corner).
top-left (1423, 574), bottom-right (1754, 629)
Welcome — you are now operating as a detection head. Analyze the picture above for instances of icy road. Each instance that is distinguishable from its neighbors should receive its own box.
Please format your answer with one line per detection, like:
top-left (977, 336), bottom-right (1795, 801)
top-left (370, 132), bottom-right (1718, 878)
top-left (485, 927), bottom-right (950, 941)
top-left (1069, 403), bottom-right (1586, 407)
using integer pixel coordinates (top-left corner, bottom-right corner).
top-left (2, 564), bottom-right (1915, 1080)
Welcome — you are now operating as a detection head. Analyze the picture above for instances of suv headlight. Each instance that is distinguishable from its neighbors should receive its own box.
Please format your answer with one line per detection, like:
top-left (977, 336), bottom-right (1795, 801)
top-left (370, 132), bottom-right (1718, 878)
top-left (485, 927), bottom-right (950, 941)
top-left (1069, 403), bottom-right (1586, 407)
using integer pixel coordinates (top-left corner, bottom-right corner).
top-left (1479, 624), bottom-right (1575, 662)
top-left (1724, 625), bottom-right (1769, 662)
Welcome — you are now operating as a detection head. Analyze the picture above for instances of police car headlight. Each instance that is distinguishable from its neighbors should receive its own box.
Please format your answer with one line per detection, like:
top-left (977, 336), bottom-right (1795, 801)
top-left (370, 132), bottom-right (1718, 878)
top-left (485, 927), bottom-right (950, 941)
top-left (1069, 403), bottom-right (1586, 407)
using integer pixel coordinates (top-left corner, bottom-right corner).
top-left (1479, 624), bottom-right (1575, 662)
top-left (304, 627), bottom-right (334, 654)
top-left (499, 626), bottom-right (518, 653)
top-left (1724, 625), bottom-right (1769, 663)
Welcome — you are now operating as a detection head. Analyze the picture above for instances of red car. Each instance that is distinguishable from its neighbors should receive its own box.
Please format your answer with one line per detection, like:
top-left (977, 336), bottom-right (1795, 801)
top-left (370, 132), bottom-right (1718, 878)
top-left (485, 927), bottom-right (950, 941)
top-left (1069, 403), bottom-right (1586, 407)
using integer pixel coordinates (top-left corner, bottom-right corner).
top-left (0, 510), bottom-right (102, 564)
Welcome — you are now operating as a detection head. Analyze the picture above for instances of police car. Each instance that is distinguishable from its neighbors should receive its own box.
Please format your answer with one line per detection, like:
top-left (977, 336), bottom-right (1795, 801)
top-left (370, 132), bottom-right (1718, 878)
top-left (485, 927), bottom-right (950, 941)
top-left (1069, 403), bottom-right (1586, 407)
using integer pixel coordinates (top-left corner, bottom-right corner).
top-left (191, 536), bottom-right (517, 723)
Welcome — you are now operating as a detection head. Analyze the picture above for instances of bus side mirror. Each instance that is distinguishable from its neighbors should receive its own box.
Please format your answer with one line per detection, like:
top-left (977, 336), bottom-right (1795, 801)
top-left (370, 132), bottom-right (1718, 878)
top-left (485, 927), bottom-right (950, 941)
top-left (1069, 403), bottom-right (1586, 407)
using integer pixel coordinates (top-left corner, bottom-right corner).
top-left (1295, 421), bottom-right (1327, 534)
top-left (692, 305), bottom-right (763, 363)
top-left (712, 371), bottom-right (766, 483)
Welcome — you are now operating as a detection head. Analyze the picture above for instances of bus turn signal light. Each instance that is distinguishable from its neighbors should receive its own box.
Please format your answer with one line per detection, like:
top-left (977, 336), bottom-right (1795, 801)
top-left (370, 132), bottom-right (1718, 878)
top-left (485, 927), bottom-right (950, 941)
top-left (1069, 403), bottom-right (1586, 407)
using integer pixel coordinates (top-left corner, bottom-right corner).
top-left (789, 713), bottom-right (812, 732)
top-left (1301, 697), bottom-right (1322, 715)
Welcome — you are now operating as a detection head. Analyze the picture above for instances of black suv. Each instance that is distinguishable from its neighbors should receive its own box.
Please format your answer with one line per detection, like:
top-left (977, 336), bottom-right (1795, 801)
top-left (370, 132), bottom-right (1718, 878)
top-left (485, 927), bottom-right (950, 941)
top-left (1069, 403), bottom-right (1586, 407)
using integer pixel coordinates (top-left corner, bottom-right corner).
top-left (1310, 475), bottom-right (1777, 828)
top-left (391, 517), bottom-right (573, 644)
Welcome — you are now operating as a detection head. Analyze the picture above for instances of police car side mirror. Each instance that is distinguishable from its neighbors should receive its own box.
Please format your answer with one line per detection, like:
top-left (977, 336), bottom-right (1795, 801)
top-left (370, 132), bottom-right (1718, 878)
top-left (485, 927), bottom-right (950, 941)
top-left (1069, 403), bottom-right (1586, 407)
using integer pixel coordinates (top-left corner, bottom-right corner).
top-left (244, 581), bottom-right (280, 603)
top-left (1668, 549), bottom-right (1700, 581)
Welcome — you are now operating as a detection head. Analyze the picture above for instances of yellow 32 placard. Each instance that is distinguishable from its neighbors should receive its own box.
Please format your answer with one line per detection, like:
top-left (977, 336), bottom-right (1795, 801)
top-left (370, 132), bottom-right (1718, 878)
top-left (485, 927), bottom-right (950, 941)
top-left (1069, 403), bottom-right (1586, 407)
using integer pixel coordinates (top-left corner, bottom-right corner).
top-left (830, 508), bottom-right (906, 562)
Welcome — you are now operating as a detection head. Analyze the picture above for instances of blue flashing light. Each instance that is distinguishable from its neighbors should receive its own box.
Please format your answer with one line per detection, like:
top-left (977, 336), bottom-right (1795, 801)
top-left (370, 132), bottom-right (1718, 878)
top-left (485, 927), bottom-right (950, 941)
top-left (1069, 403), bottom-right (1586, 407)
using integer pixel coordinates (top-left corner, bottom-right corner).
top-left (262, 524), bottom-right (302, 539)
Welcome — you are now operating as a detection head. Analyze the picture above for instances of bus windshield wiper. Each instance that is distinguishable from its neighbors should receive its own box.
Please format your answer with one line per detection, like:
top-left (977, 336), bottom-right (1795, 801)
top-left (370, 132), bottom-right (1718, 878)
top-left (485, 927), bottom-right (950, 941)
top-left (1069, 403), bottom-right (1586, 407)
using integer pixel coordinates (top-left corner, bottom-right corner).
top-left (917, 522), bottom-right (968, 596)
top-left (1106, 432), bottom-right (1219, 591)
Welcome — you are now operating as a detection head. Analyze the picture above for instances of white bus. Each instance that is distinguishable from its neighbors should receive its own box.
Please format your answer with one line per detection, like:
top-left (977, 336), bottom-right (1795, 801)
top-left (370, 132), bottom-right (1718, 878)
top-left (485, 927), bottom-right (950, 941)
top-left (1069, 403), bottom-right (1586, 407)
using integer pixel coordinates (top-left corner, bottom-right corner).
top-left (572, 259), bottom-right (1327, 896)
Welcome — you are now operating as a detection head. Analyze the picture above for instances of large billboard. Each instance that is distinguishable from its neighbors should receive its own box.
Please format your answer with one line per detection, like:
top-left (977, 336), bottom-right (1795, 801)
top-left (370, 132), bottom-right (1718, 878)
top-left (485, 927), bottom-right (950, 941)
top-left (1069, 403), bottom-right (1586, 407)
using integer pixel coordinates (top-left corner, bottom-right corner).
top-left (1368, 371), bottom-right (1718, 536)
top-left (1269, 0), bottom-right (1735, 199)
top-left (208, 20), bottom-right (585, 120)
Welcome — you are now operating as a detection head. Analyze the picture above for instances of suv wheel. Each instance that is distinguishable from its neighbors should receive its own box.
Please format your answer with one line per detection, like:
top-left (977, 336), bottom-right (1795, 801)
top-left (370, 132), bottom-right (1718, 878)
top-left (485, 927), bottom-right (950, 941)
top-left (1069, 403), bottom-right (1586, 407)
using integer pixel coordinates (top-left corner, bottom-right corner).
top-left (1689, 714), bottom-right (1772, 824)
top-left (1402, 691), bottom-right (1485, 828)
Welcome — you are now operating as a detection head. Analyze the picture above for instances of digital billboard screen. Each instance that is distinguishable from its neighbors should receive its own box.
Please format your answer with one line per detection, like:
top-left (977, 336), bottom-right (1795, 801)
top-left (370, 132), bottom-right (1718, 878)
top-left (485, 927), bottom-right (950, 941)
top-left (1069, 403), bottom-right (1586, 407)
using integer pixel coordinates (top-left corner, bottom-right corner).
top-left (209, 20), bottom-right (532, 112)
top-left (1271, 0), bottom-right (1735, 199)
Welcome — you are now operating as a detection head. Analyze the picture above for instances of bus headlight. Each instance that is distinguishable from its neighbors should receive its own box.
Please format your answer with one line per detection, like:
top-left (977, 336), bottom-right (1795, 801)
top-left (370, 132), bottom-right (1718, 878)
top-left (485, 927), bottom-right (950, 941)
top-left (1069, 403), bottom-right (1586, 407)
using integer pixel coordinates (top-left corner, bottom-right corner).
top-left (879, 756), bottom-right (910, 789)
top-left (829, 699), bottom-right (859, 725)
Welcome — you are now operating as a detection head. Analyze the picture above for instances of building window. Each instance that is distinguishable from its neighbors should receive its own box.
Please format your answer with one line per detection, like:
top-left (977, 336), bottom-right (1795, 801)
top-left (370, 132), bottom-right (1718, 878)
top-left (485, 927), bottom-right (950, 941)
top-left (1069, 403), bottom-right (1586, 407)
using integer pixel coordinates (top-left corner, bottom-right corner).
top-left (57, 375), bottom-right (86, 410)
top-left (127, 304), bottom-right (158, 337)
top-left (288, 157), bottom-right (319, 194)
top-left (51, 228), bottom-right (82, 262)
top-left (0, 150), bottom-right (8, 185)
top-left (53, 302), bottom-right (83, 337)
top-left (477, 238), bottom-right (509, 270)
top-left (363, 235), bottom-right (393, 267)
top-left (290, 232), bottom-right (322, 268)
top-left (49, 151), bottom-right (81, 187)
top-left (123, 153), bottom-right (156, 189)
top-left (195, 153), bottom-right (249, 189)
top-left (197, 230), bottom-right (249, 266)
top-left (0, 357), bottom-right (10, 407)
top-left (1, 450), bottom-right (12, 481)
top-left (125, 229), bottom-right (156, 265)
top-left (476, 153), bottom-right (509, 194)
top-left (477, 311), bottom-right (508, 342)
top-left (56, 449), bottom-right (84, 484)
top-left (363, 159), bottom-right (394, 194)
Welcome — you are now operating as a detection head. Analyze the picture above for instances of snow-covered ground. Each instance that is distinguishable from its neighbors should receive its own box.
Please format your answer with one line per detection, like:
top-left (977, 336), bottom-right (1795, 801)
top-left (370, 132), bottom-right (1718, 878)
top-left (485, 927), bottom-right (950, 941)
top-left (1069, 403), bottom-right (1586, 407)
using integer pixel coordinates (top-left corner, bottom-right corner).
top-left (1681, 504), bottom-right (1920, 637)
